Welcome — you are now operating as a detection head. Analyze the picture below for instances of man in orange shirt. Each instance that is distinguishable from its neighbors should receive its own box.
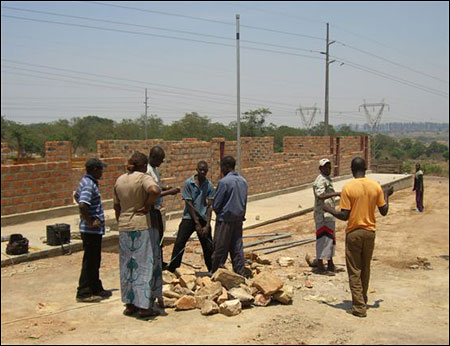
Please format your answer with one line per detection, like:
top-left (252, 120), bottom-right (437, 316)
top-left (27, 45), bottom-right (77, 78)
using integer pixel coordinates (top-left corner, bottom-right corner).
top-left (323, 157), bottom-right (394, 318)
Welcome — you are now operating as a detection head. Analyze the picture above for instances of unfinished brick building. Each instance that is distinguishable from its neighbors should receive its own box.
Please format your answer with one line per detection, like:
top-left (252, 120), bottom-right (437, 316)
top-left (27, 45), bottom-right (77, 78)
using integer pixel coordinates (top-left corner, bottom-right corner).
top-left (1, 136), bottom-right (370, 216)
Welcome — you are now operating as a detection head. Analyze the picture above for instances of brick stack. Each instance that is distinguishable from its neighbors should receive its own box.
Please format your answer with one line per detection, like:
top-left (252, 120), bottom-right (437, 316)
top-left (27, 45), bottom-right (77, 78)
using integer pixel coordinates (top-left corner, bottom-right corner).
top-left (45, 141), bottom-right (72, 162)
top-left (1, 142), bottom-right (12, 165)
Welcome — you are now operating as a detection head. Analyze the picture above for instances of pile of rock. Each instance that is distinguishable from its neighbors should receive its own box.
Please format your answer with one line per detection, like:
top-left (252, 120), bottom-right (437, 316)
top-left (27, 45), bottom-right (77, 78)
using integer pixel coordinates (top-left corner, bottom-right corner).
top-left (162, 267), bottom-right (294, 317)
top-left (409, 256), bottom-right (433, 270)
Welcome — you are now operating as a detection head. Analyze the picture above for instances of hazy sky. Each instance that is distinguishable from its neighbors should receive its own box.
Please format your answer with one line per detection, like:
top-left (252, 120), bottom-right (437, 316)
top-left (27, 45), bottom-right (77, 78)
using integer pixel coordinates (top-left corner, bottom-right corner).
top-left (1, 1), bottom-right (449, 127)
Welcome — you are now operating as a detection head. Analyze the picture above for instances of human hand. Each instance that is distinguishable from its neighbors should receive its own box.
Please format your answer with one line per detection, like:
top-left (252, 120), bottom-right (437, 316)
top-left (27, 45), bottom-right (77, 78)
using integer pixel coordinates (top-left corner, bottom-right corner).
top-left (384, 186), bottom-right (394, 196)
top-left (90, 219), bottom-right (102, 229)
top-left (195, 223), bottom-right (203, 233)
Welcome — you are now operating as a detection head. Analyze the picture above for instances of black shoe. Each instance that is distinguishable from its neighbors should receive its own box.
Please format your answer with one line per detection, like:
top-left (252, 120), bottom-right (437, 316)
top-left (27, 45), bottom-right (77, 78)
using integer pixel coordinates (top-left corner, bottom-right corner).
top-left (76, 295), bottom-right (102, 303)
top-left (95, 290), bottom-right (112, 299)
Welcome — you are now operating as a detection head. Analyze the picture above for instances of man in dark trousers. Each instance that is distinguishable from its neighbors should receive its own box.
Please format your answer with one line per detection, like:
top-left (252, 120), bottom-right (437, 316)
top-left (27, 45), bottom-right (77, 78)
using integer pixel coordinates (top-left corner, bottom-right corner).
top-left (324, 157), bottom-right (394, 318)
top-left (211, 156), bottom-right (248, 276)
top-left (75, 158), bottom-right (111, 303)
top-left (413, 162), bottom-right (424, 212)
top-left (147, 146), bottom-right (180, 269)
top-left (167, 161), bottom-right (215, 273)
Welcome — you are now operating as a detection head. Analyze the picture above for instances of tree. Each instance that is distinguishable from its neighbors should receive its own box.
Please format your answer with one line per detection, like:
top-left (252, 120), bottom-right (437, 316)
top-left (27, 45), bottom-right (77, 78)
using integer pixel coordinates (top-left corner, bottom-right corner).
top-left (241, 108), bottom-right (272, 137)
top-left (164, 112), bottom-right (211, 140)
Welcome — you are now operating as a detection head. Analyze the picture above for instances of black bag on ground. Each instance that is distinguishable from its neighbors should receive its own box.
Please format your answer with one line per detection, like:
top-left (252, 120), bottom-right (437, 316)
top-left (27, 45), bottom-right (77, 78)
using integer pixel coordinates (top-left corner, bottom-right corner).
top-left (6, 234), bottom-right (29, 255)
top-left (46, 224), bottom-right (71, 246)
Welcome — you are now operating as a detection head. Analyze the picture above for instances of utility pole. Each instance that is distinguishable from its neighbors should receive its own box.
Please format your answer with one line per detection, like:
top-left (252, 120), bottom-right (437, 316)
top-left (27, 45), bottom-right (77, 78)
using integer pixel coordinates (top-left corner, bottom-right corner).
top-left (322, 23), bottom-right (335, 136)
top-left (359, 99), bottom-right (390, 134)
top-left (144, 88), bottom-right (149, 140)
top-left (236, 14), bottom-right (241, 174)
top-left (296, 104), bottom-right (321, 130)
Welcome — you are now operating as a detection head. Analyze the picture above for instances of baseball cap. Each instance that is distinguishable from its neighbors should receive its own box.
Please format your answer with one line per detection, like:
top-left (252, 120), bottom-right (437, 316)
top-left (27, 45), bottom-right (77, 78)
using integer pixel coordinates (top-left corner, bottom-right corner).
top-left (319, 158), bottom-right (331, 167)
top-left (85, 158), bottom-right (107, 170)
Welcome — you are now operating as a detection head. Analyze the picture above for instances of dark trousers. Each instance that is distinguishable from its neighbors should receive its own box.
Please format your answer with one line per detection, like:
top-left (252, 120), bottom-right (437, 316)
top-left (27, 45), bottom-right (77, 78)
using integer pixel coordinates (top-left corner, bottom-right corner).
top-left (211, 220), bottom-right (245, 276)
top-left (77, 233), bottom-right (103, 298)
top-left (345, 229), bottom-right (376, 315)
top-left (168, 219), bottom-right (213, 272)
top-left (149, 208), bottom-right (165, 263)
top-left (415, 190), bottom-right (424, 212)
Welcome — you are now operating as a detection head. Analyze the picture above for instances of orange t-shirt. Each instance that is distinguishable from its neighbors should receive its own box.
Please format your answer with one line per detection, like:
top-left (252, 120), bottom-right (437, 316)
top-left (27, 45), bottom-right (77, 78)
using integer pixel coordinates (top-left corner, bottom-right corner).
top-left (340, 177), bottom-right (386, 233)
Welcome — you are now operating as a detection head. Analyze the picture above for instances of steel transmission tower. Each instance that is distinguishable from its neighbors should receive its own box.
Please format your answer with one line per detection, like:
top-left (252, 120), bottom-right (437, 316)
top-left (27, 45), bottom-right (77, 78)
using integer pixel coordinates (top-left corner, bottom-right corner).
top-left (359, 99), bottom-right (390, 133)
top-left (296, 104), bottom-right (321, 130)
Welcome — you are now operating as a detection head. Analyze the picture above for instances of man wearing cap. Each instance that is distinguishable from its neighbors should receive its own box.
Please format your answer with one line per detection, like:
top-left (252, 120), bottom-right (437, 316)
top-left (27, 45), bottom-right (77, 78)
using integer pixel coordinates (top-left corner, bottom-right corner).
top-left (75, 158), bottom-right (111, 303)
top-left (313, 158), bottom-right (341, 274)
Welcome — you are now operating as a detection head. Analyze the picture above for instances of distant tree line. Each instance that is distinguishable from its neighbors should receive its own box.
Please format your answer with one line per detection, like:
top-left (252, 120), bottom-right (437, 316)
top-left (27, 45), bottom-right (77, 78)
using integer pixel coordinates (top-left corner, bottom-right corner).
top-left (372, 133), bottom-right (449, 162)
top-left (2, 111), bottom-right (447, 162)
top-left (337, 122), bottom-right (449, 134)
top-left (1, 109), bottom-right (363, 157)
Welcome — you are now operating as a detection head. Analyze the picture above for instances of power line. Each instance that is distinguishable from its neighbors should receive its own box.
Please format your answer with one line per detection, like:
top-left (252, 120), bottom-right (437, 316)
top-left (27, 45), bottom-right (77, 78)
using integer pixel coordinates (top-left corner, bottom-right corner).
top-left (83, 1), bottom-right (326, 41)
top-left (331, 56), bottom-right (449, 98)
top-left (1, 15), bottom-right (324, 60)
top-left (335, 40), bottom-right (449, 85)
top-left (1, 5), bottom-right (323, 55)
top-left (1, 59), bottom-right (310, 109)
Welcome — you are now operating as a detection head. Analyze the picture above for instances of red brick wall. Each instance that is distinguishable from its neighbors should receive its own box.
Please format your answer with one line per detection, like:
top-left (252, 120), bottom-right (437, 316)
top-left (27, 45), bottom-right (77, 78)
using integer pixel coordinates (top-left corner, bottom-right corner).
top-left (1, 136), bottom-right (371, 216)
top-left (45, 141), bottom-right (72, 162)
top-left (1, 161), bottom-right (73, 215)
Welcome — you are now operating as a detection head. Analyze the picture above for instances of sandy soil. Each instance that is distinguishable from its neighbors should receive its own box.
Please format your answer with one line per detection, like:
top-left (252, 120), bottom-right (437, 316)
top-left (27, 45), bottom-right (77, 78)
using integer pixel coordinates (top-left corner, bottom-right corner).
top-left (1, 177), bottom-right (448, 345)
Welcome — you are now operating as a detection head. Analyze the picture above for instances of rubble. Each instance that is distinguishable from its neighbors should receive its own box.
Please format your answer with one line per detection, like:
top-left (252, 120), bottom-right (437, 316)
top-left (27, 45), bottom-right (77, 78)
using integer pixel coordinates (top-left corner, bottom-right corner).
top-left (200, 300), bottom-right (219, 316)
top-left (196, 276), bottom-right (212, 288)
top-left (212, 268), bottom-right (246, 290)
top-left (219, 299), bottom-right (242, 317)
top-left (410, 257), bottom-right (433, 270)
top-left (180, 275), bottom-right (197, 291)
top-left (175, 267), bottom-right (196, 278)
top-left (229, 287), bottom-right (255, 307)
top-left (253, 293), bottom-right (271, 307)
top-left (278, 257), bottom-right (295, 267)
top-left (162, 285), bottom-right (181, 299)
top-left (173, 285), bottom-right (195, 296)
top-left (255, 254), bottom-right (272, 265)
top-left (162, 271), bottom-right (178, 285)
top-left (273, 285), bottom-right (294, 304)
top-left (252, 271), bottom-right (284, 296)
top-left (195, 281), bottom-right (223, 302)
top-left (217, 287), bottom-right (229, 305)
top-left (175, 295), bottom-right (197, 311)
top-left (163, 298), bottom-right (177, 308)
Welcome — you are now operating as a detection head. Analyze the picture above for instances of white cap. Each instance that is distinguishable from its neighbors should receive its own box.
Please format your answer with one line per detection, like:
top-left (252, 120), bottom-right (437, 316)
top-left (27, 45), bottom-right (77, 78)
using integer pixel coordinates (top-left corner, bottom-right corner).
top-left (319, 158), bottom-right (331, 167)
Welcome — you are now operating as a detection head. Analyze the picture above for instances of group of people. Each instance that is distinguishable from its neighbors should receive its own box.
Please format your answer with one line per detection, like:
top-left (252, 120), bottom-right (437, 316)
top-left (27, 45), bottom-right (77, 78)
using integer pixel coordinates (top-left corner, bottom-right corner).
top-left (74, 147), bottom-right (427, 319)
top-left (74, 147), bottom-right (247, 318)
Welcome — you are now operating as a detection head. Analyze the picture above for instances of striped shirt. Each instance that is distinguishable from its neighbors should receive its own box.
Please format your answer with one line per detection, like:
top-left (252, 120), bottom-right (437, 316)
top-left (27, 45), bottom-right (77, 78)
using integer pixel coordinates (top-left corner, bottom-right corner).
top-left (76, 174), bottom-right (105, 235)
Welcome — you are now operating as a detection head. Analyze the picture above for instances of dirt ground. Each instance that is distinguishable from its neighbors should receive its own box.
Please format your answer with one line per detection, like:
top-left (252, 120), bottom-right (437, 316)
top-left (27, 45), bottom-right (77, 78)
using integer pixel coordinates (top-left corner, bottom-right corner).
top-left (1, 177), bottom-right (449, 345)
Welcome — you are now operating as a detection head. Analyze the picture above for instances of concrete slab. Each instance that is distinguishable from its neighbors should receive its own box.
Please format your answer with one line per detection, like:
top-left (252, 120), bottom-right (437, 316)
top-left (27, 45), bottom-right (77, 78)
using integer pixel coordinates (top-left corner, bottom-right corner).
top-left (1, 173), bottom-right (412, 267)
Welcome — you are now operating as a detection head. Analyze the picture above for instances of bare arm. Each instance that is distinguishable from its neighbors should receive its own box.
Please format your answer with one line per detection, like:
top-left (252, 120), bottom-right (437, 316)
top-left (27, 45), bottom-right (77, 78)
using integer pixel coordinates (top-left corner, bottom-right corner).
top-left (378, 186), bottom-right (394, 216)
top-left (114, 203), bottom-right (121, 222)
top-left (160, 187), bottom-right (180, 197)
top-left (317, 191), bottom-right (341, 200)
top-left (323, 205), bottom-right (351, 221)
top-left (186, 200), bottom-right (203, 232)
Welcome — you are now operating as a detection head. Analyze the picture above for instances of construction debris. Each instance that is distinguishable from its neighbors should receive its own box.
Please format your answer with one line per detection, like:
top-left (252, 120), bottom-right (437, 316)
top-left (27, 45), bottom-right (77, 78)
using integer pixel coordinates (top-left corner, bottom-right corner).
top-left (410, 257), bottom-right (433, 270)
top-left (278, 257), bottom-right (295, 267)
top-left (252, 271), bottom-right (284, 296)
top-left (212, 268), bottom-right (246, 290)
top-left (175, 295), bottom-right (197, 311)
top-left (200, 300), bottom-right (219, 316)
top-left (273, 285), bottom-right (294, 304)
top-left (219, 299), bottom-right (242, 317)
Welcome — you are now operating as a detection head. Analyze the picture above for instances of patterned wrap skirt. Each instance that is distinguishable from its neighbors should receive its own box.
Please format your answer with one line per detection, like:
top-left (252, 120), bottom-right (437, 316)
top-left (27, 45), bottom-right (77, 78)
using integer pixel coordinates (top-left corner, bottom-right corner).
top-left (119, 229), bottom-right (163, 309)
top-left (315, 221), bottom-right (336, 261)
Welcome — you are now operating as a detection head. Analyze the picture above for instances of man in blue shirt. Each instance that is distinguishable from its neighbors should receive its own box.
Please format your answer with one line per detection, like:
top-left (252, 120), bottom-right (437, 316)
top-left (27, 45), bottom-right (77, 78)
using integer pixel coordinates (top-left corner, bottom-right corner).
top-left (167, 161), bottom-right (215, 273)
top-left (212, 156), bottom-right (248, 276)
top-left (75, 158), bottom-right (111, 303)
